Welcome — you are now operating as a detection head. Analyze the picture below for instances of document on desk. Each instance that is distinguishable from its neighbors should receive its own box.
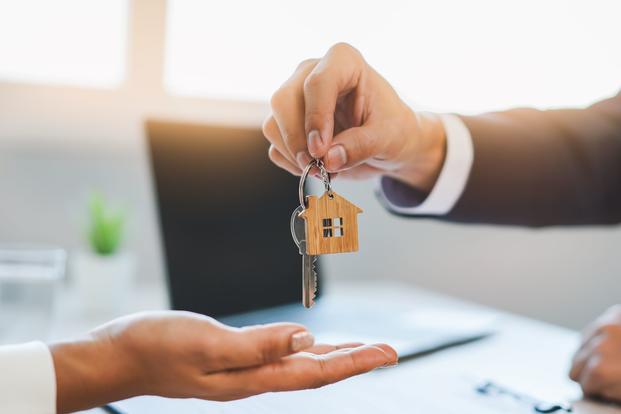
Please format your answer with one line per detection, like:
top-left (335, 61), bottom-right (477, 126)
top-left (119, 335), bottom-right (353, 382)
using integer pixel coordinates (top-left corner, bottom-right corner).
top-left (113, 370), bottom-right (621, 414)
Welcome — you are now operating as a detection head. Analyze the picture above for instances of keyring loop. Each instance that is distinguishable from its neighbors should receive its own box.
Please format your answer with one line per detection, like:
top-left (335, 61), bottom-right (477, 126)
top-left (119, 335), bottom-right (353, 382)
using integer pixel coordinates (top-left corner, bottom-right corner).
top-left (299, 159), bottom-right (333, 208)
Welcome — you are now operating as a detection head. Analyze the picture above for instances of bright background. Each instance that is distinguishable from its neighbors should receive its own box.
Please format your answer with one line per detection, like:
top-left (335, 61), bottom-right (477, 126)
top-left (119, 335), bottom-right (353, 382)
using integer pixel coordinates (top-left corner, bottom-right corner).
top-left (0, 0), bottom-right (620, 329)
top-left (164, 0), bottom-right (621, 112)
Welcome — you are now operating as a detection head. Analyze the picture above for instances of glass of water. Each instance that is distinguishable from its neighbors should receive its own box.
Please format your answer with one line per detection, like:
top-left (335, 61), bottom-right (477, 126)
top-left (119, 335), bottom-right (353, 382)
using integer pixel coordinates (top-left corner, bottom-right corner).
top-left (0, 244), bottom-right (66, 343)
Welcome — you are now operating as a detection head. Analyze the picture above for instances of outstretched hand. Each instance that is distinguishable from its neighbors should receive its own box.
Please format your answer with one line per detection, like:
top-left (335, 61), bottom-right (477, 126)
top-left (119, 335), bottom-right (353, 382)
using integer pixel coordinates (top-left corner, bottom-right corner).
top-left (51, 311), bottom-right (397, 413)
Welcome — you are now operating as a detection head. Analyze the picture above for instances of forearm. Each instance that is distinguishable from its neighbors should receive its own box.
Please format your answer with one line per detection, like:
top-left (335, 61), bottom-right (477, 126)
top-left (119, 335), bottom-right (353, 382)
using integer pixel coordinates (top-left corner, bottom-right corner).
top-left (450, 103), bottom-right (621, 226)
top-left (381, 93), bottom-right (621, 226)
top-left (50, 336), bottom-right (140, 413)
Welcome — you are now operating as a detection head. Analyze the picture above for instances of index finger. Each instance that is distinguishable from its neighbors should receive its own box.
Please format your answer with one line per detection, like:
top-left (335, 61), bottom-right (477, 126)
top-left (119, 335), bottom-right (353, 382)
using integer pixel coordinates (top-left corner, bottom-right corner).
top-left (303, 43), bottom-right (365, 158)
top-left (269, 59), bottom-right (318, 168)
top-left (204, 343), bottom-right (397, 400)
top-left (570, 333), bottom-right (604, 381)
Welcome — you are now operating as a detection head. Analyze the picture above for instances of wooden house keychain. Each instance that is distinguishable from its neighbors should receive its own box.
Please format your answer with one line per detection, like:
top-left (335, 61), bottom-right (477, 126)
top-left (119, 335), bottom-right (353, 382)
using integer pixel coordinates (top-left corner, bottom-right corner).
top-left (290, 159), bottom-right (362, 308)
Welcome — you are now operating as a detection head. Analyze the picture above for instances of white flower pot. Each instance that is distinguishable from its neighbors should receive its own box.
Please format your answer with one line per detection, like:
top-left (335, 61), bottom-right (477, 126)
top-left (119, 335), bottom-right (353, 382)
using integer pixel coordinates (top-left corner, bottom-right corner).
top-left (73, 251), bottom-right (134, 316)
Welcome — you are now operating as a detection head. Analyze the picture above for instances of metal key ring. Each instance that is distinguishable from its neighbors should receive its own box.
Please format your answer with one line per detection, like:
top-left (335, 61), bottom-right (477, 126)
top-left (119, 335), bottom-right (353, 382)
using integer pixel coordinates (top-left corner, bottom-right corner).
top-left (290, 205), bottom-right (304, 247)
top-left (299, 159), bottom-right (333, 207)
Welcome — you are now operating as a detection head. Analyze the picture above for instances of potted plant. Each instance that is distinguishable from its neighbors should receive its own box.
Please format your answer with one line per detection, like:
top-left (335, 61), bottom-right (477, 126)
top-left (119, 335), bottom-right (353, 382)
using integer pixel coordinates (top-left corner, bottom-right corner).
top-left (73, 193), bottom-right (133, 315)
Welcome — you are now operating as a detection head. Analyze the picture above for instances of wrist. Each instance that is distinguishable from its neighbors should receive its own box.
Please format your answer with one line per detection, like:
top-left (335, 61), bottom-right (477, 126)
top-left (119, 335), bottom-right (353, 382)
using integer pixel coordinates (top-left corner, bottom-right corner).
top-left (390, 111), bottom-right (446, 192)
top-left (50, 334), bottom-right (141, 413)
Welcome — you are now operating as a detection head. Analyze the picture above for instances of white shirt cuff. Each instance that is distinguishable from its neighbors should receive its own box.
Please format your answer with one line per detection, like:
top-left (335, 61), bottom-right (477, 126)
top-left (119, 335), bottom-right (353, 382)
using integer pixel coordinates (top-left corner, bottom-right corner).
top-left (378, 114), bottom-right (474, 215)
top-left (0, 341), bottom-right (56, 414)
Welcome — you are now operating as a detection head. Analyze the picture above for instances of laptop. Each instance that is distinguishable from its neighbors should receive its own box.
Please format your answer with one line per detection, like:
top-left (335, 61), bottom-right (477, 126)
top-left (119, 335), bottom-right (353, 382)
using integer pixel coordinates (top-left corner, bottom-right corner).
top-left (145, 119), bottom-right (493, 354)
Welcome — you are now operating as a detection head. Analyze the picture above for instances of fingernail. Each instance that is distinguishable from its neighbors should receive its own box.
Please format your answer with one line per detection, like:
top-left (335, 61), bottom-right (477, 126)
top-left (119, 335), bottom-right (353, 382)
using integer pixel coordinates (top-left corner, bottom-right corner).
top-left (307, 130), bottom-right (323, 156)
top-left (291, 331), bottom-right (315, 352)
top-left (327, 145), bottom-right (347, 170)
top-left (380, 360), bottom-right (399, 368)
top-left (296, 152), bottom-right (310, 169)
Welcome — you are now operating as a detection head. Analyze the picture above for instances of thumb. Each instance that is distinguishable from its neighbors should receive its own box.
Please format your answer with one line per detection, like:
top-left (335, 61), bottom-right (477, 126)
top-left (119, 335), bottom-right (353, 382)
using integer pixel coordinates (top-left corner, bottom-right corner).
top-left (218, 323), bottom-right (315, 370)
top-left (304, 43), bottom-right (365, 158)
top-left (324, 126), bottom-right (381, 172)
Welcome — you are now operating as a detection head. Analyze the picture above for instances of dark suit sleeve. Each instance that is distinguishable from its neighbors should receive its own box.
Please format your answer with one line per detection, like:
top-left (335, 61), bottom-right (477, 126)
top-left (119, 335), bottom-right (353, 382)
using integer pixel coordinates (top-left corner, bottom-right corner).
top-left (438, 92), bottom-right (621, 227)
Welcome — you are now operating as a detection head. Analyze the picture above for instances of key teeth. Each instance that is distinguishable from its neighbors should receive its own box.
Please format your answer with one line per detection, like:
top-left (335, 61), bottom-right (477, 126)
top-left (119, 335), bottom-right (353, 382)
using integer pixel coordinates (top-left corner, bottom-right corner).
top-left (311, 257), bottom-right (318, 301)
top-left (304, 256), bottom-right (318, 308)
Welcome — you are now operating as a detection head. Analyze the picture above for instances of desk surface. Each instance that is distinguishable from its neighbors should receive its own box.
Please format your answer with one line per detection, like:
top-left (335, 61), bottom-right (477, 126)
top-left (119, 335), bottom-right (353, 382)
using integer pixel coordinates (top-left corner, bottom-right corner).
top-left (4, 281), bottom-right (621, 414)
top-left (117, 282), bottom-right (621, 414)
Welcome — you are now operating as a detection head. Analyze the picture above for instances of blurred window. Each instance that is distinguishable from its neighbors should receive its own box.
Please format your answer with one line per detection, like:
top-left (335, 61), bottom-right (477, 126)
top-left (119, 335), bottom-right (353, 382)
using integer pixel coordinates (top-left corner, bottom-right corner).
top-left (0, 0), bottom-right (128, 88)
top-left (165, 0), bottom-right (621, 112)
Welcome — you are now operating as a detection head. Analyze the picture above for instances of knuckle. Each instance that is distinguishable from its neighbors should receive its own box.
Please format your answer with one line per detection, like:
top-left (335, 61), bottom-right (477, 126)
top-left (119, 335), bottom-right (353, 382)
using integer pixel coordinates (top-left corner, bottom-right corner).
top-left (244, 343), bottom-right (269, 366)
top-left (355, 128), bottom-right (376, 159)
top-left (269, 86), bottom-right (293, 109)
top-left (593, 342), bottom-right (609, 356)
top-left (568, 366), bottom-right (579, 381)
top-left (262, 117), bottom-right (275, 138)
top-left (281, 130), bottom-right (303, 148)
top-left (303, 71), bottom-right (324, 92)
top-left (267, 145), bottom-right (278, 160)
top-left (593, 332), bottom-right (619, 354)
top-left (257, 335), bottom-right (283, 364)
top-left (296, 58), bottom-right (319, 72)
top-left (588, 362), bottom-right (609, 384)
top-left (309, 358), bottom-right (330, 389)
top-left (305, 107), bottom-right (327, 125)
top-left (329, 42), bottom-right (360, 58)
top-left (599, 323), bottom-right (621, 337)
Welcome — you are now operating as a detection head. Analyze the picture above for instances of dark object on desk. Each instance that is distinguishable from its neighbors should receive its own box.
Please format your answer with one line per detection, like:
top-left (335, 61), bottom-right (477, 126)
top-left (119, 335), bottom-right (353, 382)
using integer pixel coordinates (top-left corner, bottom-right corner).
top-left (146, 120), bottom-right (309, 316)
top-left (476, 380), bottom-right (573, 413)
top-left (101, 404), bottom-right (124, 414)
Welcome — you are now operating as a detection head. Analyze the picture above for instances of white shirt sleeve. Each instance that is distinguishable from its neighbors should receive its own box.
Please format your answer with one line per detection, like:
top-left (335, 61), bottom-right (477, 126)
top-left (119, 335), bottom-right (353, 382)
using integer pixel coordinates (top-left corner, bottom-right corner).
top-left (377, 114), bottom-right (474, 215)
top-left (0, 341), bottom-right (56, 414)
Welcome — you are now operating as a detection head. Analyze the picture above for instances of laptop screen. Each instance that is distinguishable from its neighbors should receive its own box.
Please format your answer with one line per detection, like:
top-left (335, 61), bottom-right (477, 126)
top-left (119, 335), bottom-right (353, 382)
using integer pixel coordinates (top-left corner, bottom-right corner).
top-left (146, 120), bottom-right (308, 316)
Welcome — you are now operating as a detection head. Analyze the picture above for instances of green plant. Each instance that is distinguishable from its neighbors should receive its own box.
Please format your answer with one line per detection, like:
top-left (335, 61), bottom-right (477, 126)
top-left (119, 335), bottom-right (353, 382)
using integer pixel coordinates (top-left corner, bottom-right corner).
top-left (88, 193), bottom-right (125, 256)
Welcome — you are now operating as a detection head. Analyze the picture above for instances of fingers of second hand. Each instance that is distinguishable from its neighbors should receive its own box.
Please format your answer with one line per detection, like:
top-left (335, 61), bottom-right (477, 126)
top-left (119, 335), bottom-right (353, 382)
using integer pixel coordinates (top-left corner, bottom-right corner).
top-left (304, 342), bottom-right (366, 355)
top-left (209, 343), bottom-right (395, 396)
top-left (263, 116), bottom-right (298, 167)
top-left (303, 344), bottom-right (397, 385)
top-left (570, 343), bottom-right (591, 381)
top-left (271, 63), bottom-right (318, 168)
top-left (268, 145), bottom-right (302, 176)
top-left (580, 356), bottom-right (607, 396)
top-left (570, 331), bottom-right (614, 382)
top-left (274, 106), bottom-right (311, 169)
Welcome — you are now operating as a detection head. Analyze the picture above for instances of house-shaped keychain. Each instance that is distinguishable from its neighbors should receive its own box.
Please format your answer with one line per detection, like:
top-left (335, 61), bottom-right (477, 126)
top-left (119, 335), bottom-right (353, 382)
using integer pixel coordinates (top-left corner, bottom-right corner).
top-left (299, 191), bottom-right (363, 256)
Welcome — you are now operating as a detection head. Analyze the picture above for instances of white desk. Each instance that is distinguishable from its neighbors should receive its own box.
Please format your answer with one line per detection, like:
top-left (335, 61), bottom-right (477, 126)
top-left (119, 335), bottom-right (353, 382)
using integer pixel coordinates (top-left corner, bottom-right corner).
top-left (3, 281), bottom-right (620, 414)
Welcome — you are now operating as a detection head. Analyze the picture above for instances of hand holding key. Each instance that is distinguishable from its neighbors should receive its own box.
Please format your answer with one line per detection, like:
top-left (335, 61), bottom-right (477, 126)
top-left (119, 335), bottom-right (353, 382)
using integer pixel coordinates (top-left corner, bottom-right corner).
top-left (263, 42), bottom-right (447, 192)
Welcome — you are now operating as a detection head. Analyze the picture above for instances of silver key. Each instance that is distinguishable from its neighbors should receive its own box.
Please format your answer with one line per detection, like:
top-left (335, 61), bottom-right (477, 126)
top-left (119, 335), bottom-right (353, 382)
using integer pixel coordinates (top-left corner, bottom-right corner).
top-left (290, 205), bottom-right (318, 308)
